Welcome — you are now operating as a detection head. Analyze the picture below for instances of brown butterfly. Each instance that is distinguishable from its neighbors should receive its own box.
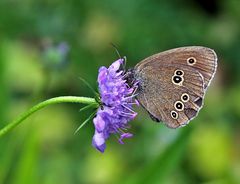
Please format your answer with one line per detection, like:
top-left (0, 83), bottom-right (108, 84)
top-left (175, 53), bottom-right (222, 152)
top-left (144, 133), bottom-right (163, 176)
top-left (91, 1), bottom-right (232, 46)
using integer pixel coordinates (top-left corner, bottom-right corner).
top-left (131, 46), bottom-right (217, 128)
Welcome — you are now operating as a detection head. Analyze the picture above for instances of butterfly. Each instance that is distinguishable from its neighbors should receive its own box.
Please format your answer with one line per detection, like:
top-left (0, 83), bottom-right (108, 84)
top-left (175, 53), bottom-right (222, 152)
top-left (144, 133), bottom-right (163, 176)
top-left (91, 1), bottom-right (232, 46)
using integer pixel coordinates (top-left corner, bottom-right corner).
top-left (130, 46), bottom-right (217, 128)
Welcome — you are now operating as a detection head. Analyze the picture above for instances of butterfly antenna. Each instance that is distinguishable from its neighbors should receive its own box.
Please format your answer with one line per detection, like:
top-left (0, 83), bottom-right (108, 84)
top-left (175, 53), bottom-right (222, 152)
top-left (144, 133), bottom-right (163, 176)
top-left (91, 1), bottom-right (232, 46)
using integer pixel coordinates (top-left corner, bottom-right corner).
top-left (110, 43), bottom-right (122, 59)
top-left (110, 43), bottom-right (127, 70)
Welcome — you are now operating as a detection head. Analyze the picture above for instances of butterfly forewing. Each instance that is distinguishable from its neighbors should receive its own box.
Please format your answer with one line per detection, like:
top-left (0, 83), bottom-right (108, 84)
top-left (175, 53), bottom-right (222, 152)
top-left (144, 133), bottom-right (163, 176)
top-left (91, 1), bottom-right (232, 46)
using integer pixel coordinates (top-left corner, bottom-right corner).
top-left (135, 46), bottom-right (217, 90)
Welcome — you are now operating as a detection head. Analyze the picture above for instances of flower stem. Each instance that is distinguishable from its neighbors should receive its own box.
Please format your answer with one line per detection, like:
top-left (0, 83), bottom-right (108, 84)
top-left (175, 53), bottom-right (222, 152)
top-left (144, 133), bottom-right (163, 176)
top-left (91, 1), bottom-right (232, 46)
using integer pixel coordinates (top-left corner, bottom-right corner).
top-left (0, 96), bottom-right (98, 137)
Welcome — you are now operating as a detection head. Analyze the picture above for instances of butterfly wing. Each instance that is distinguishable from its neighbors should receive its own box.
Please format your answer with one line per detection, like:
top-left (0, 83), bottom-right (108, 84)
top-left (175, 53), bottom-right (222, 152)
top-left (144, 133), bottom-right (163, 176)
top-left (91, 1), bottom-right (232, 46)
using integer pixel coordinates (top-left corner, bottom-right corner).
top-left (135, 46), bottom-right (217, 90)
top-left (134, 46), bottom-right (217, 128)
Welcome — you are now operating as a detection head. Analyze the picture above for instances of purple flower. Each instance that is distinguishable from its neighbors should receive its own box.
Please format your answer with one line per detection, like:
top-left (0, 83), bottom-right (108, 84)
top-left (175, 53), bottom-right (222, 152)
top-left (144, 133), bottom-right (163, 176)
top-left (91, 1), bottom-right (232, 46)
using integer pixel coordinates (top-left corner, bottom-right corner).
top-left (92, 59), bottom-right (138, 153)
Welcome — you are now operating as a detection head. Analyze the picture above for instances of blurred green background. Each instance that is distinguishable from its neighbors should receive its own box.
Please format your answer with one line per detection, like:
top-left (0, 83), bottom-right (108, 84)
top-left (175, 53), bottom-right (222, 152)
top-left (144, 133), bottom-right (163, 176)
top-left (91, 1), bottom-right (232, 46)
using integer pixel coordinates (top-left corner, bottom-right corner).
top-left (0, 0), bottom-right (240, 184)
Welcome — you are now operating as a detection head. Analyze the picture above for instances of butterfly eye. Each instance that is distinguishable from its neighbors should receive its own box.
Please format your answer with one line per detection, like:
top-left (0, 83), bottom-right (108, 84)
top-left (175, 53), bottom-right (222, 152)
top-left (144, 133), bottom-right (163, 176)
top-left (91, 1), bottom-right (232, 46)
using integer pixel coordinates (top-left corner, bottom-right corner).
top-left (181, 93), bottom-right (189, 102)
top-left (187, 57), bottom-right (196, 65)
top-left (171, 110), bottom-right (178, 119)
top-left (174, 70), bottom-right (184, 76)
top-left (172, 76), bottom-right (183, 85)
top-left (174, 101), bottom-right (184, 111)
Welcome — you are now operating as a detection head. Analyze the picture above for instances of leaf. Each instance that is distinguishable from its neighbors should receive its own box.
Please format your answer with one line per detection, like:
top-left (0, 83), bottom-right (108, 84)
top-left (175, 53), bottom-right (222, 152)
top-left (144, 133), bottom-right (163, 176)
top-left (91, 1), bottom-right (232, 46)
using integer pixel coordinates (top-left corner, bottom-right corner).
top-left (79, 104), bottom-right (96, 113)
top-left (74, 111), bottom-right (96, 134)
top-left (78, 77), bottom-right (98, 96)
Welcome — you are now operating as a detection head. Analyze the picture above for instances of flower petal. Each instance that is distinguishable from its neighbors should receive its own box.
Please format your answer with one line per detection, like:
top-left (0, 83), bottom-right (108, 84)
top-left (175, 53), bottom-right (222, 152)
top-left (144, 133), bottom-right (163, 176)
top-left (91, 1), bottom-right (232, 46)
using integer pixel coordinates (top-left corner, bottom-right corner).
top-left (118, 133), bottom-right (133, 144)
top-left (92, 131), bottom-right (106, 153)
top-left (109, 59), bottom-right (123, 72)
top-left (93, 113), bottom-right (106, 132)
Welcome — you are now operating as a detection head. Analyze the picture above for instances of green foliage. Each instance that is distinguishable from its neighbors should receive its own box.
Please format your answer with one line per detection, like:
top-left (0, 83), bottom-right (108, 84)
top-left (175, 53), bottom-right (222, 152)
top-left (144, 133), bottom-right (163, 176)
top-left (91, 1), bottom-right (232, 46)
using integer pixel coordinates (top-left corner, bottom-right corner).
top-left (0, 0), bottom-right (240, 184)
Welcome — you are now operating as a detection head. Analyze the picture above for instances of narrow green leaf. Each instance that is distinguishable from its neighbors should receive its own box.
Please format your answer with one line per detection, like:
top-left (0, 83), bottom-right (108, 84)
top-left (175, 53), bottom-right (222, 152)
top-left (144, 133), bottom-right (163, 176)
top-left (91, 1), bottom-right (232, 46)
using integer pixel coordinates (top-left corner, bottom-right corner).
top-left (79, 104), bottom-right (96, 112)
top-left (74, 111), bottom-right (96, 135)
top-left (78, 77), bottom-right (98, 96)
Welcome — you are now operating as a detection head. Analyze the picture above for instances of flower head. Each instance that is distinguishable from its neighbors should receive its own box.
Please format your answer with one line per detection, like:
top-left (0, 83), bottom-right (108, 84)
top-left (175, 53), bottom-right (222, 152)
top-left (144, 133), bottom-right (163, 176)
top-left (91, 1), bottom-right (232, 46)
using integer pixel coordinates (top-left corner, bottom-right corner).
top-left (92, 59), bottom-right (138, 153)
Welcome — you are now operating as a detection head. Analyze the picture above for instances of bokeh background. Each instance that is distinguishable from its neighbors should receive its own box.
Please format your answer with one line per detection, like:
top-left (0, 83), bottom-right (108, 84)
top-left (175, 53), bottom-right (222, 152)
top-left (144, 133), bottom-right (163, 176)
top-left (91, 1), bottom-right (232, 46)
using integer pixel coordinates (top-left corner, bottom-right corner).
top-left (0, 0), bottom-right (240, 183)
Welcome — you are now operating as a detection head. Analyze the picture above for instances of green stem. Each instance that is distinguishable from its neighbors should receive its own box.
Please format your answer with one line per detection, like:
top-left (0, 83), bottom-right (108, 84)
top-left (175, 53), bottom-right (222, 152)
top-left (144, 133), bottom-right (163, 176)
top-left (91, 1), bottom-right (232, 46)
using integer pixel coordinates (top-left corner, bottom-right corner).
top-left (0, 96), bottom-right (98, 137)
